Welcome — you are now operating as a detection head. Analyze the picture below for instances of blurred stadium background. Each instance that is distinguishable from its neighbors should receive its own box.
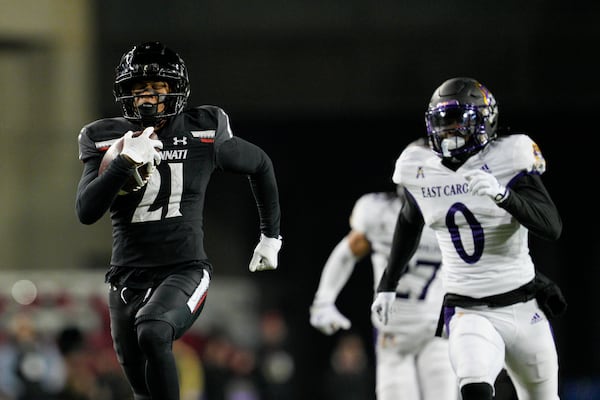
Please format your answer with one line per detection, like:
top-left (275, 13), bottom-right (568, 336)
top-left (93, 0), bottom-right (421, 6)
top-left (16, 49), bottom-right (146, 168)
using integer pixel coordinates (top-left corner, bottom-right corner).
top-left (0, 1), bottom-right (598, 399)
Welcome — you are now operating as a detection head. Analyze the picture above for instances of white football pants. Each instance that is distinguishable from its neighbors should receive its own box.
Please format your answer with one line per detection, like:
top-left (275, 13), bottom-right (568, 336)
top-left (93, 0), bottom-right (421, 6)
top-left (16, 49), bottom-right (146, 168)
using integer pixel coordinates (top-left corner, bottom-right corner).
top-left (375, 333), bottom-right (458, 400)
top-left (448, 298), bottom-right (560, 400)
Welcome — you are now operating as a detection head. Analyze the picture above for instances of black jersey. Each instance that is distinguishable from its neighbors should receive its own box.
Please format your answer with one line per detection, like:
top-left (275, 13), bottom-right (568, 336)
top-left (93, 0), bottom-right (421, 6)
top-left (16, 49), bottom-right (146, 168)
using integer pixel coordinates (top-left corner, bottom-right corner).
top-left (76, 105), bottom-right (281, 270)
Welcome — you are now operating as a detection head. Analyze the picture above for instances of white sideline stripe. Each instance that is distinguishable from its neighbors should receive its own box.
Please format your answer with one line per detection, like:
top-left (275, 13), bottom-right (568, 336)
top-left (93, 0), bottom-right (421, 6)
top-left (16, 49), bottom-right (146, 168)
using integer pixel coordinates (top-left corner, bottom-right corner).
top-left (96, 138), bottom-right (119, 149)
top-left (191, 130), bottom-right (215, 138)
top-left (187, 269), bottom-right (210, 312)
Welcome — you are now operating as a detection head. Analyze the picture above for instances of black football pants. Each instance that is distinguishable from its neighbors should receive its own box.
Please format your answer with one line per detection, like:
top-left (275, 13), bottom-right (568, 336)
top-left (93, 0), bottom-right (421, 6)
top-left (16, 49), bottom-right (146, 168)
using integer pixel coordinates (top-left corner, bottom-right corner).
top-left (108, 268), bottom-right (209, 400)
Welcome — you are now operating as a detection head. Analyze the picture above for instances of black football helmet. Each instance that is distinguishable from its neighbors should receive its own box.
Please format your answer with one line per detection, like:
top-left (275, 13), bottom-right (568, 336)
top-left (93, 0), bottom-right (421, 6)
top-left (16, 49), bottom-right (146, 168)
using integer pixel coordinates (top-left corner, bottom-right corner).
top-left (114, 41), bottom-right (190, 126)
top-left (425, 77), bottom-right (498, 160)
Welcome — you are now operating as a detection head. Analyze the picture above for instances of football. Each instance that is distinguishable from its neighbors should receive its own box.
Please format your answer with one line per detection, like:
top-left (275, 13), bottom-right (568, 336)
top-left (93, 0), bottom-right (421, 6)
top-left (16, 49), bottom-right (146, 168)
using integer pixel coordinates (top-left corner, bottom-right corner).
top-left (98, 130), bottom-right (160, 195)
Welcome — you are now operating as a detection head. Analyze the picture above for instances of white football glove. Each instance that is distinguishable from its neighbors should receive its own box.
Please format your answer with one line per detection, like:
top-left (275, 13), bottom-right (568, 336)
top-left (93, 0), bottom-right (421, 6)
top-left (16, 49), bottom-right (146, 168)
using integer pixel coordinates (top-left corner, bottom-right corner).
top-left (309, 302), bottom-right (351, 335)
top-left (121, 126), bottom-right (163, 166)
top-left (371, 292), bottom-right (396, 325)
top-left (249, 234), bottom-right (282, 272)
top-left (131, 163), bottom-right (157, 190)
top-left (463, 169), bottom-right (509, 203)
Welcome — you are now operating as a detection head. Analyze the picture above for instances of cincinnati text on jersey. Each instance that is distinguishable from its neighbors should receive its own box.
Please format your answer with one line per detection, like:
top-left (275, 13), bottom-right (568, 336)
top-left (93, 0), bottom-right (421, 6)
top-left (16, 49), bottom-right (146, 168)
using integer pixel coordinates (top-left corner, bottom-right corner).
top-left (160, 149), bottom-right (188, 161)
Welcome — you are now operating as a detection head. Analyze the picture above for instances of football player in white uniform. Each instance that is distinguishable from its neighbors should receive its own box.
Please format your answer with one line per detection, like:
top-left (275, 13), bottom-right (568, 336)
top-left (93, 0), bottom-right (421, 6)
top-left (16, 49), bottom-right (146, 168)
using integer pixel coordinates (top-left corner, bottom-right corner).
top-left (372, 77), bottom-right (565, 400)
top-left (310, 189), bottom-right (458, 400)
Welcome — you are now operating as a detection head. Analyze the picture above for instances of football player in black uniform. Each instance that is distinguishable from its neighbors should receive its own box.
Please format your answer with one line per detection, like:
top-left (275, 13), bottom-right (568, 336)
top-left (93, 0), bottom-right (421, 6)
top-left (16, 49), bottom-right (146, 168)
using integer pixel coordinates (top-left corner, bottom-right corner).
top-left (76, 41), bottom-right (282, 400)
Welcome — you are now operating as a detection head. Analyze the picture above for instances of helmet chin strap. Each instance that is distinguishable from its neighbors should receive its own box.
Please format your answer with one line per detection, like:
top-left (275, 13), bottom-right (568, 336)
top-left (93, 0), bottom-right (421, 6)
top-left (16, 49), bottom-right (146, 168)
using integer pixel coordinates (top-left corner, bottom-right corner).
top-left (440, 136), bottom-right (466, 158)
top-left (137, 103), bottom-right (164, 128)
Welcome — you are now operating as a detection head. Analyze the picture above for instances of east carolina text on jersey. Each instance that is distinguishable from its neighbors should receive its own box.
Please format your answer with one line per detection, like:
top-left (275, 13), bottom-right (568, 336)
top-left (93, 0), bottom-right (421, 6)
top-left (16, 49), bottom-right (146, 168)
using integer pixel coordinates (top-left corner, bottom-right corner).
top-left (420, 183), bottom-right (469, 198)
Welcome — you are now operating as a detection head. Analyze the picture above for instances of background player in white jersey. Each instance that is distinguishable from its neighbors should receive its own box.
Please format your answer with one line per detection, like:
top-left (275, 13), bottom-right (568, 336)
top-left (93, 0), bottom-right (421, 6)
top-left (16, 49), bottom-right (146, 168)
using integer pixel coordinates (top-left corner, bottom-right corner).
top-left (371, 77), bottom-right (566, 400)
top-left (309, 188), bottom-right (458, 400)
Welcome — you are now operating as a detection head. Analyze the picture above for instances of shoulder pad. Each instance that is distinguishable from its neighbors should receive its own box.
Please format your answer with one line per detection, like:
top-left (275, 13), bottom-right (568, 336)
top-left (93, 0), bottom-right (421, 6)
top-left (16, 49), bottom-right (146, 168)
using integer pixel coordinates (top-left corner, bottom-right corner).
top-left (392, 144), bottom-right (430, 184)
top-left (499, 134), bottom-right (546, 175)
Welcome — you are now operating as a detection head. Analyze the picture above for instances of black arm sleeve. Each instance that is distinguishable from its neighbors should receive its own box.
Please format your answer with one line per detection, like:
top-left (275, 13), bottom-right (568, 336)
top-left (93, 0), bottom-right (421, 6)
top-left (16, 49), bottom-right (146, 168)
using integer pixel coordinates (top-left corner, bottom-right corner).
top-left (499, 173), bottom-right (562, 240)
top-left (75, 155), bottom-right (136, 225)
top-left (215, 136), bottom-right (281, 238)
top-left (377, 189), bottom-right (425, 292)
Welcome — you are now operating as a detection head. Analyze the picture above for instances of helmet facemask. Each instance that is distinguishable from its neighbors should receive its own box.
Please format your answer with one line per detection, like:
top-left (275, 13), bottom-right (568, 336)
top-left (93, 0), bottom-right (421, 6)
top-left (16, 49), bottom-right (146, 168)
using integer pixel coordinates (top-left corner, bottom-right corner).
top-left (113, 42), bottom-right (190, 127)
top-left (116, 86), bottom-right (187, 127)
top-left (425, 78), bottom-right (498, 161)
top-left (426, 103), bottom-right (491, 159)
